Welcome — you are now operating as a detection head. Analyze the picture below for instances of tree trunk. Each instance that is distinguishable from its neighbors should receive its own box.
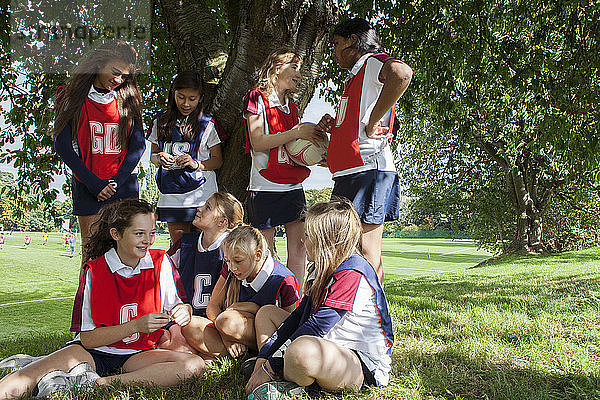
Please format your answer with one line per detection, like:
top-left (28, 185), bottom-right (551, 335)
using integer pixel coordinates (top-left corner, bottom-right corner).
top-left (159, 0), bottom-right (338, 199)
top-left (506, 163), bottom-right (550, 254)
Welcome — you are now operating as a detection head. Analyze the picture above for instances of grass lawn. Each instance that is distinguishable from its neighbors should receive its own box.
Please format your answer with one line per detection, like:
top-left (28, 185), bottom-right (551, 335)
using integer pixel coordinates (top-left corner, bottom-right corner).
top-left (1, 231), bottom-right (599, 399)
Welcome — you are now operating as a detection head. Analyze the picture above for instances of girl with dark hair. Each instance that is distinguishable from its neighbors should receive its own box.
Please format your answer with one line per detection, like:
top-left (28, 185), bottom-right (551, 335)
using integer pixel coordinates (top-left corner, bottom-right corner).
top-left (245, 199), bottom-right (394, 399)
top-left (148, 72), bottom-right (225, 245)
top-left (0, 199), bottom-right (205, 399)
top-left (320, 17), bottom-right (413, 284)
top-left (243, 49), bottom-right (327, 289)
top-left (53, 40), bottom-right (146, 262)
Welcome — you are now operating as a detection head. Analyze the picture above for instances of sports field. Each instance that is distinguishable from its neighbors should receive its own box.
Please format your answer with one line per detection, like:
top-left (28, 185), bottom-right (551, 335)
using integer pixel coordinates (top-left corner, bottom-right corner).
top-left (0, 231), bottom-right (490, 339)
top-left (3, 231), bottom-right (599, 399)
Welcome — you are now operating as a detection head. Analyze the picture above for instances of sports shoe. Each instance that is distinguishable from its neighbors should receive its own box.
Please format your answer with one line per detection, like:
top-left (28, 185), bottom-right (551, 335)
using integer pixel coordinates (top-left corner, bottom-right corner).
top-left (0, 354), bottom-right (44, 371)
top-left (35, 370), bottom-right (74, 398)
top-left (247, 380), bottom-right (306, 400)
top-left (240, 356), bottom-right (258, 380)
top-left (68, 363), bottom-right (100, 390)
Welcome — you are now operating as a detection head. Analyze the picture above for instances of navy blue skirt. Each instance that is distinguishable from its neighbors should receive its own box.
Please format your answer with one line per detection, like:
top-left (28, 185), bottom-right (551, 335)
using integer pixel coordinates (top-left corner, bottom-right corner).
top-left (246, 189), bottom-right (306, 230)
top-left (72, 174), bottom-right (139, 216)
top-left (332, 170), bottom-right (400, 225)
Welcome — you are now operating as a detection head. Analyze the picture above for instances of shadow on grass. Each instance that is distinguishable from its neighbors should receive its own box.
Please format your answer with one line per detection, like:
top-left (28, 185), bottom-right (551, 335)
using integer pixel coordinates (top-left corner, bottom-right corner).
top-left (392, 347), bottom-right (600, 400)
top-left (382, 250), bottom-right (489, 264)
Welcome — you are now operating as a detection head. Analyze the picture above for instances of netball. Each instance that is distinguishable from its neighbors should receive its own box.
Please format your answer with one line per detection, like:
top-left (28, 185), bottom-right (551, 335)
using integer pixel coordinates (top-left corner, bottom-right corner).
top-left (285, 136), bottom-right (328, 166)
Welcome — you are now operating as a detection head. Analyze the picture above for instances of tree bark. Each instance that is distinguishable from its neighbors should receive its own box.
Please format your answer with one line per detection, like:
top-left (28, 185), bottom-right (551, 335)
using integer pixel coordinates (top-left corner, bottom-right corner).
top-left (160, 0), bottom-right (337, 199)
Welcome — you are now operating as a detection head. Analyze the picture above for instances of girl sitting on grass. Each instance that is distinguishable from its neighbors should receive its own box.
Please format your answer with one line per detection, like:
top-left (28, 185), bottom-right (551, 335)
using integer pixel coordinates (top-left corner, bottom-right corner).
top-left (245, 199), bottom-right (394, 400)
top-left (181, 225), bottom-right (301, 359)
top-left (0, 199), bottom-right (205, 399)
top-left (157, 191), bottom-right (244, 354)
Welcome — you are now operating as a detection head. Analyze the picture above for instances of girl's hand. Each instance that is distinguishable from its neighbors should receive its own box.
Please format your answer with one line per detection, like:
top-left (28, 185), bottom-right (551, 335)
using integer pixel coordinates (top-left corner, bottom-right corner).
top-left (293, 123), bottom-right (327, 146)
top-left (226, 341), bottom-right (247, 358)
top-left (245, 359), bottom-right (271, 394)
top-left (175, 154), bottom-right (201, 170)
top-left (157, 152), bottom-right (176, 168)
top-left (97, 183), bottom-right (116, 201)
top-left (316, 113), bottom-right (334, 133)
top-left (366, 121), bottom-right (391, 139)
top-left (134, 312), bottom-right (170, 333)
top-left (170, 303), bottom-right (192, 327)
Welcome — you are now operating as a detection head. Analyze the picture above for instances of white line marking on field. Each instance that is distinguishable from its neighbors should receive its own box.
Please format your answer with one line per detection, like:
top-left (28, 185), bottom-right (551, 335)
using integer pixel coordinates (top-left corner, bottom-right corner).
top-left (3, 280), bottom-right (76, 286)
top-left (0, 297), bottom-right (73, 307)
top-left (0, 244), bottom-right (74, 255)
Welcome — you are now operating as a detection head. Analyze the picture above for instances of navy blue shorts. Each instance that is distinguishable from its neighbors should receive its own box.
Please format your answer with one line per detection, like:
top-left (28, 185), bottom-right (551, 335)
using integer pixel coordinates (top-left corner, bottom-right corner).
top-left (332, 170), bottom-right (400, 225)
top-left (246, 189), bottom-right (306, 230)
top-left (72, 174), bottom-right (139, 216)
top-left (69, 341), bottom-right (136, 377)
top-left (157, 207), bottom-right (197, 222)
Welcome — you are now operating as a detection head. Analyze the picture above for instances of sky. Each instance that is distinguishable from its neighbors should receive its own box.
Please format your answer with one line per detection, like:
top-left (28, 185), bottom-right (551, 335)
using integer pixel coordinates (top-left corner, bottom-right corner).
top-left (0, 89), bottom-right (337, 200)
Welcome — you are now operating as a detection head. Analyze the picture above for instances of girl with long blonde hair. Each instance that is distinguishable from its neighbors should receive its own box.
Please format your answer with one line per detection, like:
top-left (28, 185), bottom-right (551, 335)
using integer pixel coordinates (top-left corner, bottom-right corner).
top-left (180, 224), bottom-right (300, 359)
top-left (246, 199), bottom-right (395, 399)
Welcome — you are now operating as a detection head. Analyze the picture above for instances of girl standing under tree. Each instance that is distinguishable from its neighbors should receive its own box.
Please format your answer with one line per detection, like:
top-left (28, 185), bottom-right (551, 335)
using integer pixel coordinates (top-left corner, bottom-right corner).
top-left (0, 199), bottom-right (205, 399)
top-left (148, 72), bottom-right (225, 245)
top-left (243, 49), bottom-right (327, 289)
top-left (321, 18), bottom-right (413, 284)
top-left (53, 41), bottom-right (146, 264)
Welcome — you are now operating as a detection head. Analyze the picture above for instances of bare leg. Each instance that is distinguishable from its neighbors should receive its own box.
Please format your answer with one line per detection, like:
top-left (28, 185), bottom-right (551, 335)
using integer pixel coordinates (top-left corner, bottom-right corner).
top-left (77, 214), bottom-right (100, 270)
top-left (181, 316), bottom-right (226, 357)
top-left (260, 227), bottom-right (276, 258)
top-left (283, 336), bottom-right (363, 391)
top-left (0, 345), bottom-right (94, 399)
top-left (99, 349), bottom-right (205, 386)
top-left (283, 220), bottom-right (306, 291)
top-left (157, 325), bottom-right (199, 355)
top-left (254, 305), bottom-right (290, 350)
top-left (361, 223), bottom-right (384, 285)
top-left (215, 309), bottom-right (257, 353)
top-left (167, 221), bottom-right (192, 246)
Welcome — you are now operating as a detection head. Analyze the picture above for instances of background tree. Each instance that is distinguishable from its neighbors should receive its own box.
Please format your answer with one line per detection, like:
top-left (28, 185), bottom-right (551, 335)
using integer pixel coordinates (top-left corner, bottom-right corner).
top-left (336, 0), bottom-right (600, 254)
top-left (0, 0), bottom-right (338, 211)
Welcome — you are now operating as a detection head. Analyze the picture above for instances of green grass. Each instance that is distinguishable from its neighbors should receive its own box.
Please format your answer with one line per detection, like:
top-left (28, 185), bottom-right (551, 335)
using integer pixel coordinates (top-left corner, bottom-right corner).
top-left (1, 232), bottom-right (599, 399)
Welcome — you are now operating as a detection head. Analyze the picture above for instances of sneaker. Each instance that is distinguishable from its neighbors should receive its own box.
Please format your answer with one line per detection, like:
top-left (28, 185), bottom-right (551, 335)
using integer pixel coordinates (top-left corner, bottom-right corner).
top-left (0, 354), bottom-right (44, 371)
top-left (240, 356), bottom-right (258, 380)
top-left (247, 380), bottom-right (306, 400)
top-left (35, 370), bottom-right (74, 398)
top-left (68, 363), bottom-right (100, 390)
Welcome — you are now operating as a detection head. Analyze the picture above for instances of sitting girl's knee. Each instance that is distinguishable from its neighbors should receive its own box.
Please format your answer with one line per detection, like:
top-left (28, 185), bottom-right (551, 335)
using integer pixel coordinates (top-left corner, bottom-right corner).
top-left (285, 336), bottom-right (321, 368)
top-left (215, 311), bottom-right (242, 336)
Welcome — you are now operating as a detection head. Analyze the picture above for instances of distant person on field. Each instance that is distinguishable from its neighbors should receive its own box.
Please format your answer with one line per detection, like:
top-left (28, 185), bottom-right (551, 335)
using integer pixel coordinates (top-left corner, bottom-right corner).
top-left (0, 199), bottom-right (205, 399)
top-left (69, 234), bottom-right (77, 258)
top-left (0, 233), bottom-right (4, 249)
top-left (243, 49), bottom-right (328, 289)
top-left (42, 233), bottom-right (48, 246)
top-left (245, 199), bottom-right (394, 398)
top-left (23, 236), bottom-right (31, 249)
top-left (53, 41), bottom-right (146, 268)
top-left (148, 72), bottom-right (226, 245)
top-left (320, 18), bottom-right (413, 284)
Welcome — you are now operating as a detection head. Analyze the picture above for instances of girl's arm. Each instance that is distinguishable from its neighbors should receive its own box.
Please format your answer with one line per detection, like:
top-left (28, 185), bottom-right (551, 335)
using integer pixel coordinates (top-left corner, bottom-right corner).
top-left (206, 275), bottom-right (227, 321)
top-left (111, 124), bottom-right (147, 187)
top-left (366, 59), bottom-right (413, 139)
top-left (226, 301), bottom-right (260, 314)
top-left (246, 113), bottom-right (325, 152)
top-left (79, 312), bottom-right (170, 349)
top-left (54, 123), bottom-right (107, 196)
top-left (197, 143), bottom-right (222, 171)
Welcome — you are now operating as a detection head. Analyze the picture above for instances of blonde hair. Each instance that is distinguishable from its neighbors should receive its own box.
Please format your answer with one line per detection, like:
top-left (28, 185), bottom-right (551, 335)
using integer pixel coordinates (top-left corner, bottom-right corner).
top-left (210, 191), bottom-right (244, 229)
top-left (304, 198), bottom-right (362, 308)
top-left (221, 225), bottom-right (269, 308)
top-left (256, 49), bottom-right (302, 97)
